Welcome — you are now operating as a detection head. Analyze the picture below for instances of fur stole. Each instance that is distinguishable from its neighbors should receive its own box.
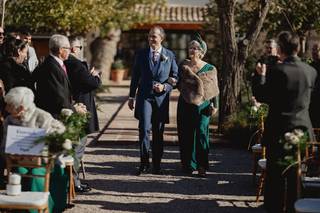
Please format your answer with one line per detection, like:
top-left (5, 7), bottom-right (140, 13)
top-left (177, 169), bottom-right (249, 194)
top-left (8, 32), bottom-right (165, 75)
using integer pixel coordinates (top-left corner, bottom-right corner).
top-left (178, 60), bottom-right (219, 106)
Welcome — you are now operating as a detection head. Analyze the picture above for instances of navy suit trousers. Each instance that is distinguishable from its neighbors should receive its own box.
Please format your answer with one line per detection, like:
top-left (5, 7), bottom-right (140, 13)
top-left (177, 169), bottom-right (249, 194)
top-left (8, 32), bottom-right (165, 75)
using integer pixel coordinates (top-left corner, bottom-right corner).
top-left (138, 98), bottom-right (165, 169)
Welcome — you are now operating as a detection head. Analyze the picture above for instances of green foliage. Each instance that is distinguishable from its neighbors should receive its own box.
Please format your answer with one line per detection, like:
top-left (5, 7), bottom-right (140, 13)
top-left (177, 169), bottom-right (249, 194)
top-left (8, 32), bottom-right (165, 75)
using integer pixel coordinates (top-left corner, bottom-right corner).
top-left (111, 59), bottom-right (126, 70)
top-left (222, 103), bottom-right (254, 147)
top-left (265, 0), bottom-right (320, 36)
top-left (59, 110), bottom-right (90, 140)
top-left (6, 0), bottom-right (164, 35)
top-left (35, 109), bottom-right (89, 156)
top-left (223, 100), bottom-right (269, 147)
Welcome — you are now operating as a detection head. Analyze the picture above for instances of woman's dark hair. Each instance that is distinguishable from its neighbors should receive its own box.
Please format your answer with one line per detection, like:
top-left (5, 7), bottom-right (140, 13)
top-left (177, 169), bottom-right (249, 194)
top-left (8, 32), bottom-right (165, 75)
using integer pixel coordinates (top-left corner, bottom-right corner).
top-left (3, 36), bottom-right (28, 58)
top-left (277, 31), bottom-right (300, 56)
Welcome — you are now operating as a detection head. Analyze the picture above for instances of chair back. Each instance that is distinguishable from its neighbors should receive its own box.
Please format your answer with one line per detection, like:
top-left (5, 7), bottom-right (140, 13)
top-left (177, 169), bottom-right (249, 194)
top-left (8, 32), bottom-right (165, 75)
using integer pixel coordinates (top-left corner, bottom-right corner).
top-left (5, 154), bottom-right (53, 192)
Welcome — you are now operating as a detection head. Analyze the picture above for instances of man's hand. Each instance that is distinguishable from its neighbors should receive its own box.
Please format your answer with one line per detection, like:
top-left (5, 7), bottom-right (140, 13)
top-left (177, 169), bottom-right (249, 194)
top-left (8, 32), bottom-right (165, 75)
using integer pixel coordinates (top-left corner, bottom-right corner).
top-left (167, 77), bottom-right (177, 86)
top-left (212, 107), bottom-right (218, 115)
top-left (153, 83), bottom-right (165, 93)
top-left (90, 67), bottom-right (100, 77)
top-left (256, 63), bottom-right (267, 76)
top-left (128, 98), bottom-right (135, 111)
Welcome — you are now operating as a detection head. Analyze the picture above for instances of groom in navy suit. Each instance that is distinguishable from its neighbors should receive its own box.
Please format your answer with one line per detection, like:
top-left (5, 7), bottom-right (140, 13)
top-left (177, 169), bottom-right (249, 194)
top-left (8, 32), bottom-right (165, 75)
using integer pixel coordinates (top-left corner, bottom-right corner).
top-left (128, 26), bottom-right (178, 175)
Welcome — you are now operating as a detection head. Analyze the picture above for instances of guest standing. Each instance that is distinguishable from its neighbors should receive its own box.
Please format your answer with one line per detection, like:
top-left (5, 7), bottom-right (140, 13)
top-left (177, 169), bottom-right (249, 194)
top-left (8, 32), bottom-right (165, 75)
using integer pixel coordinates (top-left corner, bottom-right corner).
top-left (253, 31), bottom-right (318, 213)
top-left (177, 35), bottom-right (219, 177)
top-left (33, 34), bottom-right (73, 119)
top-left (0, 37), bottom-right (34, 93)
top-left (20, 31), bottom-right (39, 72)
top-left (309, 42), bottom-right (320, 128)
top-left (65, 36), bottom-right (101, 193)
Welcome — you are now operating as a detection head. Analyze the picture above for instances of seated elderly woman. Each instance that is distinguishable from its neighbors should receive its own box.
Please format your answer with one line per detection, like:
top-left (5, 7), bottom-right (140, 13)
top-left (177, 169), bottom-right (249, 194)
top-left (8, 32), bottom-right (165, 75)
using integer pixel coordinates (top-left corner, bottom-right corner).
top-left (3, 87), bottom-right (65, 133)
top-left (2, 87), bottom-right (68, 212)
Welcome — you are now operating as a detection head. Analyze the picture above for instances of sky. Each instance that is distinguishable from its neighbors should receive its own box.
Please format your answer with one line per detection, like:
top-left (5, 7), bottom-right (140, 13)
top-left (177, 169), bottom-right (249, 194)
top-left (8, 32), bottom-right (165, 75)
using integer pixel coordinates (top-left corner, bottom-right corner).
top-left (167, 0), bottom-right (209, 6)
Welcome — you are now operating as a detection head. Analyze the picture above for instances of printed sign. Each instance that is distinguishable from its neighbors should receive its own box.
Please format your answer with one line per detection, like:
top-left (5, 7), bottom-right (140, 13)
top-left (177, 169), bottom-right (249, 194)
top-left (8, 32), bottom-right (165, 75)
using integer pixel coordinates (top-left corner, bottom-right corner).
top-left (5, 125), bottom-right (46, 156)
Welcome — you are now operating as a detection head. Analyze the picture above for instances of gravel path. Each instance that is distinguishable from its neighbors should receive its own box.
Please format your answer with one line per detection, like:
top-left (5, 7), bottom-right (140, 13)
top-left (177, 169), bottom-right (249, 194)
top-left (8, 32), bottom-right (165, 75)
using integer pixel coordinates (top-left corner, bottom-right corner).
top-left (65, 143), bottom-right (266, 213)
top-left (65, 84), bottom-right (266, 212)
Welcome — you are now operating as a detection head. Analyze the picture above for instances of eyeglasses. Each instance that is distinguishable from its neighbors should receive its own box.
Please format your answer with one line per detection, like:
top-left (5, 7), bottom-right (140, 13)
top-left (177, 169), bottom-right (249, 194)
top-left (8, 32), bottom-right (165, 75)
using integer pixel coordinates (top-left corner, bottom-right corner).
top-left (62, 47), bottom-right (71, 50)
top-left (75, 45), bottom-right (82, 50)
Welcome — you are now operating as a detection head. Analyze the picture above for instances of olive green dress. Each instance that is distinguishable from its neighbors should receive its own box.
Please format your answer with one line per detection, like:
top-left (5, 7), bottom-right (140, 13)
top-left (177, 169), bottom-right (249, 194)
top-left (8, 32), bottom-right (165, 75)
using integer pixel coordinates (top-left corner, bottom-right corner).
top-left (177, 63), bottom-right (218, 171)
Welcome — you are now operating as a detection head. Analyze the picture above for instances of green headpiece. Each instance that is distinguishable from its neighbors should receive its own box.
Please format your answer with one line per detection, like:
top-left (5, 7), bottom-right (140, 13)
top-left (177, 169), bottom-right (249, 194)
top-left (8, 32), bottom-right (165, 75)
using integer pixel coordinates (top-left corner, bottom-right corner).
top-left (193, 33), bottom-right (207, 55)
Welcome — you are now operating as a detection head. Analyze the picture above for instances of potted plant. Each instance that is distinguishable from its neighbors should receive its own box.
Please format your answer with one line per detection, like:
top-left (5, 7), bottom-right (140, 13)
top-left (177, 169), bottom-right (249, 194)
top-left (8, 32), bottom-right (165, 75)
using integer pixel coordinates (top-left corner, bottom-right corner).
top-left (110, 59), bottom-right (126, 82)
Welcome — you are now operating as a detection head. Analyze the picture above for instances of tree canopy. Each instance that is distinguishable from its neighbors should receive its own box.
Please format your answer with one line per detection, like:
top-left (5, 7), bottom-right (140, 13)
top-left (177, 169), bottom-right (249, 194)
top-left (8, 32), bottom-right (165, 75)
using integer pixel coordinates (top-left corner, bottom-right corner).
top-left (6, 0), bottom-right (164, 35)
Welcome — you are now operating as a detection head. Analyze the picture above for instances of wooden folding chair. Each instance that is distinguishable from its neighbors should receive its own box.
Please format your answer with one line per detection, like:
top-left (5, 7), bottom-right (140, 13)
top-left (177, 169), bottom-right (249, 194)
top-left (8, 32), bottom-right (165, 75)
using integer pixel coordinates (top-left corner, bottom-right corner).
top-left (248, 115), bottom-right (266, 183)
top-left (0, 154), bottom-right (53, 213)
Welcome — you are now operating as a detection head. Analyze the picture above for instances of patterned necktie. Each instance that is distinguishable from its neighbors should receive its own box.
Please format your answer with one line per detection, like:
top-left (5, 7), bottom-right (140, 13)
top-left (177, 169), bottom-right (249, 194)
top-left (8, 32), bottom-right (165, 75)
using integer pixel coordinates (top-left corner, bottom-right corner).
top-left (152, 51), bottom-right (157, 64)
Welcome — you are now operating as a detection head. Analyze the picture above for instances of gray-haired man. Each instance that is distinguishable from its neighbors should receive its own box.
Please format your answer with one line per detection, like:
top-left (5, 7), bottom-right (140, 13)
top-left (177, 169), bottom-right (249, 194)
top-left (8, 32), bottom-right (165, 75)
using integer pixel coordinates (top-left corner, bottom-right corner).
top-left (33, 34), bottom-right (73, 119)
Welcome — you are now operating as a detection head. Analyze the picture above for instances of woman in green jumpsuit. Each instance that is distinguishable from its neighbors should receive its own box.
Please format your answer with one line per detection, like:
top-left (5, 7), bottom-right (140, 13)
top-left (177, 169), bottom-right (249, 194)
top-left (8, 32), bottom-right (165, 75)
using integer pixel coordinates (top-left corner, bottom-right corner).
top-left (177, 36), bottom-right (219, 177)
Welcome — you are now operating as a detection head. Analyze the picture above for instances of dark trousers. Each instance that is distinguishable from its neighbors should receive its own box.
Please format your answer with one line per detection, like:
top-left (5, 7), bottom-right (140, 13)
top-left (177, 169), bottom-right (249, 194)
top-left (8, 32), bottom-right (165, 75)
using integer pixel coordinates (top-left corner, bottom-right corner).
top-left (73, 136), bottom-right (87, 187)
top-left (139, 98), bottom-right (165, 169)
top-left (264, 145), bottom-right (298, 213)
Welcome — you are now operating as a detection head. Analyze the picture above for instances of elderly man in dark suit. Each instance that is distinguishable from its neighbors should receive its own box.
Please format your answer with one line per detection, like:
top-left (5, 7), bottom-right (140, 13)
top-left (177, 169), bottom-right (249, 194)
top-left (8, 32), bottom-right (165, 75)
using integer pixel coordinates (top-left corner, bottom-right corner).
top-left (253, 31), bottom-right (318, 213)
top-left (65, 36), bottom-right (101, 134)
top-left (33, 34), bottom-right (73, 119)
top-left (128, 26), bottom-right (178, 175)
top-left (64, 36), bottom-right (101, 193)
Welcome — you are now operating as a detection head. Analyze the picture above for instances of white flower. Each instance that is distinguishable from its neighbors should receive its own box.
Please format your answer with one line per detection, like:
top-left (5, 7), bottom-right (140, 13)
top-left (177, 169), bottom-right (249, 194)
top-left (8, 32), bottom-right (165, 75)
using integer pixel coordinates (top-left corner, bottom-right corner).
top-left (283, 143), bottom-right (293, 151)
top-left (293, 129), bottom-right (304, 138)
top-left (288, 134), bottom-right (300, 145)
top-left (62, 139), bottom-right (72, 150)
top-left (48, 120), bottom-right (66, 134)
top-left (41, 146), bottom-right (49, 156)
top-left (251, 106), bottom-right (258, 112)
top-left (61, 108), bottom-right (73, 117)
top-left (284, 132), bottom-right (293, 141)
top-left (160, 54), bottom-right (168, 62)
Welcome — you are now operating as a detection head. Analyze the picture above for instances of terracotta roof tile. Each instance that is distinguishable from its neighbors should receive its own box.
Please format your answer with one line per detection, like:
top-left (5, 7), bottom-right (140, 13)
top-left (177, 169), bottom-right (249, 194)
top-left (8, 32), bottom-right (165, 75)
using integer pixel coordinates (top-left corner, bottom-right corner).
top-left (135, 4), bottom-right (209, 23)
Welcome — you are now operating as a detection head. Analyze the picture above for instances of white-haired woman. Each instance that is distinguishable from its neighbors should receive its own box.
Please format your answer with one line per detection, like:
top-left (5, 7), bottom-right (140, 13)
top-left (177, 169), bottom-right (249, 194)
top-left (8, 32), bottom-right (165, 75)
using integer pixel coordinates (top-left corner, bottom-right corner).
top-left (4, 87), bottom-right (65, 133)
top-left (177, 35), bottom-right (219, 177)
top-left (2, 87), bottom-right (66, 212)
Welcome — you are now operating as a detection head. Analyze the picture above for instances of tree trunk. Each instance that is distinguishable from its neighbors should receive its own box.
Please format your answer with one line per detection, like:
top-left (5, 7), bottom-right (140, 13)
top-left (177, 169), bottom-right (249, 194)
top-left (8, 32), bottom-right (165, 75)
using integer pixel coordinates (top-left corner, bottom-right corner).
top-left (215, 0), bottom-right (271, 130)
top-left (90, 29), bottom-right (121, 84)
top-left (216, 0), bottom-right (240, 130)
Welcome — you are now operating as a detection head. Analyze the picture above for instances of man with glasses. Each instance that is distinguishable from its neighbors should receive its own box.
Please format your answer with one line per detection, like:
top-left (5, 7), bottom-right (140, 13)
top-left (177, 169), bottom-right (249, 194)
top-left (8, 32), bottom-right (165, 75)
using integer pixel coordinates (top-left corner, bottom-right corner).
top-left (252, 39), bottom-right (280, 98)
top-left (64, 36), bottom-right (101, 193)
top-left (33, 34), bottom-right (73, 118)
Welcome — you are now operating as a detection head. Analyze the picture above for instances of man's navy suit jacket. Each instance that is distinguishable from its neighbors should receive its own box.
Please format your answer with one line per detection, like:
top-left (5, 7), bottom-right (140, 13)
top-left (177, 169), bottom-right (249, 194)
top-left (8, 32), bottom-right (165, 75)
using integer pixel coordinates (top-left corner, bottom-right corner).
top-left (129, 47), bottom-right (178, 123)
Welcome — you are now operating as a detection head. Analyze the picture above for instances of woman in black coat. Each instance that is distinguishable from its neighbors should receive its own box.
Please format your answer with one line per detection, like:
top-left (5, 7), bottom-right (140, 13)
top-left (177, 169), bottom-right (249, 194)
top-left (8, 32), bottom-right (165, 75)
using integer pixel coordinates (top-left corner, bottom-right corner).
top-left (0, 37), bottom-right (34, 93)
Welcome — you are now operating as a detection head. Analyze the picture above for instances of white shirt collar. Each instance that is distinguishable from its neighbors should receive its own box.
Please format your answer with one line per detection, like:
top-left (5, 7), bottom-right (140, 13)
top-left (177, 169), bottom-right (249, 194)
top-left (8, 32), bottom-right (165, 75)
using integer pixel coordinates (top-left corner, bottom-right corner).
top-left (150, 46), bottom-right (162, 54)
top-left (50, 54), bottom-right (64, 67)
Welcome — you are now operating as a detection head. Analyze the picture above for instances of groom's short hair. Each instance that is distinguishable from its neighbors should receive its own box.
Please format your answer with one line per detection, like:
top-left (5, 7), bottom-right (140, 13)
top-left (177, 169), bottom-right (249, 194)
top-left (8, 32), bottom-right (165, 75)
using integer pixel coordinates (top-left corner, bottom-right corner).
top-left (149, 26), bottom-right (166, 40)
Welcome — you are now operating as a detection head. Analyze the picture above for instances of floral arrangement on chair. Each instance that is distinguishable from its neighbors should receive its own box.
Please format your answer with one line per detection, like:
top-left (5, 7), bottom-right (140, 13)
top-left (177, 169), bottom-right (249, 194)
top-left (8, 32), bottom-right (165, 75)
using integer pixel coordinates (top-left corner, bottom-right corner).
top-left (249, 96), bottom-right (269, 129)
top-left (278, 129), bottom-right (308, 170)
top-left (35, 106), bottom-right (89, 157)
